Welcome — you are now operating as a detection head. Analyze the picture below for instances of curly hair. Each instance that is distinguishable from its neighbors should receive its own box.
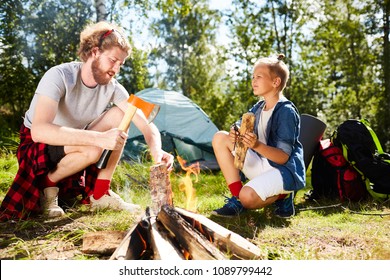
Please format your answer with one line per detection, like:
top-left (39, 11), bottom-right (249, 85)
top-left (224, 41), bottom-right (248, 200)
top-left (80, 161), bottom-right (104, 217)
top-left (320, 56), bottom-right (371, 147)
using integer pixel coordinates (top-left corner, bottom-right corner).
top-left (77, 21), bottom-right (132, 62)
top-left (254, 54), bottom-right (290, 91)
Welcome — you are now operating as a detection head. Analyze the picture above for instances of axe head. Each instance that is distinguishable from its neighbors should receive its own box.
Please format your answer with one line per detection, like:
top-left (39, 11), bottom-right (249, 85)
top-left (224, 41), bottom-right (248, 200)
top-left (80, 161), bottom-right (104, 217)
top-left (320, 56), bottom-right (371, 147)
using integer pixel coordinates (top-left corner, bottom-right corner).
top-left (128, 94), bottom-right (160, 123)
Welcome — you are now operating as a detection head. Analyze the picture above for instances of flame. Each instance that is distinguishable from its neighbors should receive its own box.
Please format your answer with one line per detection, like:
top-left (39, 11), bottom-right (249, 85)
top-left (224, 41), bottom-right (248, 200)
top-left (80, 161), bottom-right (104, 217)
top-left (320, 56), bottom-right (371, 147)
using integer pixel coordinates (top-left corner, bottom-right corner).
top-left (192, 220), bottom-right (213, 243)
top-left (183, 249), bottom-right (192, 260)
top-left (177, 156), bottom-right (200, 212)
top-left (135, 228), bottom-right (148, 257)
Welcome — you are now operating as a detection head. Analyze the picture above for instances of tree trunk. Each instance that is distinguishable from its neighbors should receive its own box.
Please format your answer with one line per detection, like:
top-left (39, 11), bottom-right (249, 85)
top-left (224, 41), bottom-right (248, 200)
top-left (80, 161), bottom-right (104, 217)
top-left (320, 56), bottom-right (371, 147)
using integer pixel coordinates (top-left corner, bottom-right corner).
top-left (383, 0), bottom-right (390, 143)
top-left (94, 0), bottom-right (107, 22)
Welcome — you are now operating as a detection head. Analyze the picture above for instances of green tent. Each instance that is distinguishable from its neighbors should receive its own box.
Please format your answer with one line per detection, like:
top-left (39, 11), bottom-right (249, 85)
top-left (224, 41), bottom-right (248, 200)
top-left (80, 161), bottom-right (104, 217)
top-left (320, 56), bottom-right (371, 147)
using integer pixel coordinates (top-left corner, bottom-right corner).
top-left (123, 88), bottom-right (220, 170)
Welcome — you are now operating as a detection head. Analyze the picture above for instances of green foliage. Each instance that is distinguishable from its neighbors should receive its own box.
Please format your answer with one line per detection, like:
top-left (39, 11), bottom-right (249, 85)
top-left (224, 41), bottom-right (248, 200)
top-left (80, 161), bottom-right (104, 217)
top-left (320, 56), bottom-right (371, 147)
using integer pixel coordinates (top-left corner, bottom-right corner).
top-left (1, 158), bottom-right (390, 260)
top-left (0, 0), bottom-right (389, 145)
top-left (292, 0), bottom-right (382, 138)
top-left (117, 42), bottom-right (153, 94)
top-left (149, 0), bottom-right (231, 128)
top-left (0, 150), bottom-right (18, 198)
top-left (26, 0), bottom-right (93, 73)
top-left (0, 0), bottom-right (36, 129)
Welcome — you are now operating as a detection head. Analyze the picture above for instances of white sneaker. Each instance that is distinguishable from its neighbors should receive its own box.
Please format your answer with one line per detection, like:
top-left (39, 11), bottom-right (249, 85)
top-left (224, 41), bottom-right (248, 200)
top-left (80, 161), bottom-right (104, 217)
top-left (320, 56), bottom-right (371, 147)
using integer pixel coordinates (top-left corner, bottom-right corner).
top-left (90, 190), bottom-right (141, 213)
top-left (43, 187), bottom-right (65, 218)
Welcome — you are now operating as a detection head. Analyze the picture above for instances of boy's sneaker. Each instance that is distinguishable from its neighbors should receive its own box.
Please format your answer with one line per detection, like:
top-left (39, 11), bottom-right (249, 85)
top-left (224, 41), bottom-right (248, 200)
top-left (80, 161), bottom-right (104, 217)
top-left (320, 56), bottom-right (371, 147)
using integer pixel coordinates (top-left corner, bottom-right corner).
top-left (211, 196), bottom-right (246, 217)
top-left (274, 192), bottom-right (295, 218)
top-left (90, 190), bottom-right (141, 213)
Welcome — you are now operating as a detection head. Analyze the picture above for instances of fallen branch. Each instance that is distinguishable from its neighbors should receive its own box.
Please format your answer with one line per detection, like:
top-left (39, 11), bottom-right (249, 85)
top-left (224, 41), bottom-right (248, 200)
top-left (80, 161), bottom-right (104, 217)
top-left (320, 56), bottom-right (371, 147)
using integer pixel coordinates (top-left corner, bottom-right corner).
top-left (340, 206), bottom-right (390, 217)
top-left (298, 203), bottom-right (342, 211)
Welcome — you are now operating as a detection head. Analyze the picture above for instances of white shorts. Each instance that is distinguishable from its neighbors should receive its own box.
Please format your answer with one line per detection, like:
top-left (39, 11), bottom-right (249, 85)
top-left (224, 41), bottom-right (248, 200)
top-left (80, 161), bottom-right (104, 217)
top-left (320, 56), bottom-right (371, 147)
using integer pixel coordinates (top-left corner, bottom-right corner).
top-left (239, 149), bottom-right (292, 201)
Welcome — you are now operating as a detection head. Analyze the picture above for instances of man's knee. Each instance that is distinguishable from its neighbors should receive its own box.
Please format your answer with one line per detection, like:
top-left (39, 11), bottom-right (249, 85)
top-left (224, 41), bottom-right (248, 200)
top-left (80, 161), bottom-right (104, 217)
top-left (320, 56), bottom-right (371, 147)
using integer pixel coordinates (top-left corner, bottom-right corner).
top-left (102, 106), bottom-right (124, 128)
top-left (88, 106), bottom-right (124, 131)
top-left (84, 146), bottom-right (104, 164)
top-left (64, 145), bottom-right (102, 165)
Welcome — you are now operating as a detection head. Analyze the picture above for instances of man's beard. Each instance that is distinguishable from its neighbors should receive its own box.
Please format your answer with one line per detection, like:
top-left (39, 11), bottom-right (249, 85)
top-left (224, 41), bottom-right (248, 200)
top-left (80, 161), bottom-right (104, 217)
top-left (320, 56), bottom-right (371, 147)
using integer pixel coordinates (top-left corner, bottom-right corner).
top-left (91, 57), bottom-right (113, 85)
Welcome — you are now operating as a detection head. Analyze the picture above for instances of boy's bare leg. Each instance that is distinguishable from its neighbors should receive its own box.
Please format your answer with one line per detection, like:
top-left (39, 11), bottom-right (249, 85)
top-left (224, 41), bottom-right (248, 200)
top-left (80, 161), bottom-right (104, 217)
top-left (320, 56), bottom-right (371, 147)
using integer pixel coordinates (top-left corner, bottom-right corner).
top-left (212, 131), bottom-right (241, 185)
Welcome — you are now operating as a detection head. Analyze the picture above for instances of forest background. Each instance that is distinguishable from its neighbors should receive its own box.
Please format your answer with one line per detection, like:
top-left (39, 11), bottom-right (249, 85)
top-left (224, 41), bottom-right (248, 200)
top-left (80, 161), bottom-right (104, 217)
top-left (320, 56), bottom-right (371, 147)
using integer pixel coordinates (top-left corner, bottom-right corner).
top-left (1, 0), bottom-right (390, 150)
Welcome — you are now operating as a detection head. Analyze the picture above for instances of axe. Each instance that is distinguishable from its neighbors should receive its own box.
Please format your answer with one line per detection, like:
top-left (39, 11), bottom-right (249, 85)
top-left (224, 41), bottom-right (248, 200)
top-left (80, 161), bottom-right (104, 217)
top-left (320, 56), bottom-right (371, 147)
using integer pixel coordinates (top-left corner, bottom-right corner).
top-left (96, 94), bottom-right (160, 169)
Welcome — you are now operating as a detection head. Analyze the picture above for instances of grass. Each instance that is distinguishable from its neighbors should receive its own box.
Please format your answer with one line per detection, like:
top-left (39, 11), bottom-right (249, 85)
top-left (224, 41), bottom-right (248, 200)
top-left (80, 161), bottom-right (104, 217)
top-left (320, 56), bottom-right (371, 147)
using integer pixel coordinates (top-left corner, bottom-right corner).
top-left (0, 150), bottom-right (390, 260)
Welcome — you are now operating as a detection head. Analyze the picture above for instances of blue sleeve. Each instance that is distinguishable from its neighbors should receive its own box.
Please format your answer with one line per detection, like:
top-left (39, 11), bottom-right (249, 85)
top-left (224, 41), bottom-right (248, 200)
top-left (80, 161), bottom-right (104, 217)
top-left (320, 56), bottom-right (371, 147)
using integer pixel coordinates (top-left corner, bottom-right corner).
top-left (273, 104), bottom-right (300, 156)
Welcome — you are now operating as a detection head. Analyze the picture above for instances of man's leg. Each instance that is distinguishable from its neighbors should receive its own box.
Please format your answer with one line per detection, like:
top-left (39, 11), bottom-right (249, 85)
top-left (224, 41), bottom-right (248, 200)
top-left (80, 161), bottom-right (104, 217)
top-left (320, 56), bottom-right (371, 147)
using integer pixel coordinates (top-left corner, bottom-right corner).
top-left (84, 107), bottom-right (140, 212)
top-left (43, 106), bottom-right (139, 213)
top-left (45, 107), bottom-right (122, 183)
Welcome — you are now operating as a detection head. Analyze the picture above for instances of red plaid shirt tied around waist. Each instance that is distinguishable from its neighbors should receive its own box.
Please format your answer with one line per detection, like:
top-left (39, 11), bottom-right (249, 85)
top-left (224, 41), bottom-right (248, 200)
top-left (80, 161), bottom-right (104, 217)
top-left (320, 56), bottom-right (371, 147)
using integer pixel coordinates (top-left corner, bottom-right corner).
top-left (0, 125), bottom-right (98, 221)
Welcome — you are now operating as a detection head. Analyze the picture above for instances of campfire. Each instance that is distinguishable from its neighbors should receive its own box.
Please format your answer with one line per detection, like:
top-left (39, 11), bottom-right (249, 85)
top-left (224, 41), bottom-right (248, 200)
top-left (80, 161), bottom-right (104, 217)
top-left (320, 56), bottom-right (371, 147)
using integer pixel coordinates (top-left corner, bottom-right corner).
top-left (110, 160), bottom-right (261, 260)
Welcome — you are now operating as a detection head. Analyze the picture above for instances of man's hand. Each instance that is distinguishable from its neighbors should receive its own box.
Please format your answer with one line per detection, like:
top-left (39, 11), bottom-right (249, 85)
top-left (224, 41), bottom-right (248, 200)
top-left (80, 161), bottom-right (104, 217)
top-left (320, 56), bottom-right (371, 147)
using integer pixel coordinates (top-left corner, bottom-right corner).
top-left (100, 128), bottom-right (128, 150)
top-left (158, 151), bottom-right (175, 171)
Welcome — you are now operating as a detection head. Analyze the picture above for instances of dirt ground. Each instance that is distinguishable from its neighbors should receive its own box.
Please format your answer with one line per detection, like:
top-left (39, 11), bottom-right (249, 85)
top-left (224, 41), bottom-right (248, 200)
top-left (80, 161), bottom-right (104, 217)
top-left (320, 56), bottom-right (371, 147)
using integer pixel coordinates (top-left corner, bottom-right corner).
top-left (0, 210), bottom-right (134, 260)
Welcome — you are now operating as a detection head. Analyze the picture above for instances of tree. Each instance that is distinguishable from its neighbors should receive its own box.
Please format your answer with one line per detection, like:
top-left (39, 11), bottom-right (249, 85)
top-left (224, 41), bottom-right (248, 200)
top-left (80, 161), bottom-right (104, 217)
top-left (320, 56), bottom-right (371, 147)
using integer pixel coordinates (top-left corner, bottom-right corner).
top-left (0, 0), bottom-right (36, 130)
top-left (94, 0), bottom-right (107, 22)
top-left (117, 41), bottom-right (153, 94)
top-left (364, 0), bottom-right (390, 148)
top-left (296, 0), bottom-right (381, 138)
top-left (26, 0), bottom-right (93, 75)
top-left (150, 0), bottom-right (228, 129)
top-left (225, 0), bottom-right (303, 120)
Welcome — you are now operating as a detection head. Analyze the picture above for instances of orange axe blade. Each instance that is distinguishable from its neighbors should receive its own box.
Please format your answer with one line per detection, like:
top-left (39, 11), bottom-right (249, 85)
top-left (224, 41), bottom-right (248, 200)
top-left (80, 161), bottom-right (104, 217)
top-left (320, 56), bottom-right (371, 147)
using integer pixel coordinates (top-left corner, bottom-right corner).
top-left (96, 94), bottom-right (159, 169)
top-left (129, 94), bottom-right (160, 124)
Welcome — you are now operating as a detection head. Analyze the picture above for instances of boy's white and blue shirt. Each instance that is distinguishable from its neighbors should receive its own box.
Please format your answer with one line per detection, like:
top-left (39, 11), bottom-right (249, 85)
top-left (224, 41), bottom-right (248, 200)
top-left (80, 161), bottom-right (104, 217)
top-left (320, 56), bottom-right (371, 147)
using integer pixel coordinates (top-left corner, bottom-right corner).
top-left (235, 97), bottom-right (306, 192)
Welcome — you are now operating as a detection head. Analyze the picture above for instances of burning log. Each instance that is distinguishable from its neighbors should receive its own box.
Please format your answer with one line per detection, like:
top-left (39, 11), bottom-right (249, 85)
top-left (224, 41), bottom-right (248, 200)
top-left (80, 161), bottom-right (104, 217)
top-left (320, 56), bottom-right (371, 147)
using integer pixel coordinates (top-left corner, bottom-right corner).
top-left (234, 112), bottom-right (255, 170)
top-left (110, 206), bottom-right (263, 260)
top-left (110, 214), bottom-right (153, 260)
top-left (157, 205), bottom-right (227, 260)
top-left (149, 216), bottom-right (185, 260)
top-left (110, 158), bottom-right (263, 260)
top-left (149, 163), bottom-right (173, 214)
top-left (175, 207), bottom-right (262, 260)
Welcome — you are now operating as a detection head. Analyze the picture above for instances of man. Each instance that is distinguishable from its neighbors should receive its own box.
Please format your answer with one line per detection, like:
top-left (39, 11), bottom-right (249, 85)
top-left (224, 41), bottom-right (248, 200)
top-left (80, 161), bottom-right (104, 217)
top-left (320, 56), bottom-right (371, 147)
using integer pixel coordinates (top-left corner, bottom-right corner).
top-left (0, 21), bottom-right (174, 221)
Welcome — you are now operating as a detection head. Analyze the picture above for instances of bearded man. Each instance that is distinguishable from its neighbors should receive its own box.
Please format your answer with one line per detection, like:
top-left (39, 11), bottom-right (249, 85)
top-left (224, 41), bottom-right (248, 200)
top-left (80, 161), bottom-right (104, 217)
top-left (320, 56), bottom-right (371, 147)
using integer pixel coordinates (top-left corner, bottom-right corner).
top-left (0, 21), bottom-right (174, 221)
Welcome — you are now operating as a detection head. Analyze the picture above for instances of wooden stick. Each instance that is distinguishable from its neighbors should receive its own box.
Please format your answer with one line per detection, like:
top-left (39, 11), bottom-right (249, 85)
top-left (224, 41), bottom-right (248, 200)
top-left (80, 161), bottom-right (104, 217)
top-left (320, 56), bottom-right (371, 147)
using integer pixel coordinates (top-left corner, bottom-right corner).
top-left (234, 112), bottom-right (255, 170)
top-left (110, 222), bottom-right (143, 260)
top-left (158, 205), bottom-right (227, 260)
top-left (149, 163), bottom-right (173, 215)
top-left (149, 216), bottom-right (185, 260)
top-left (175, 207), bottom-right (262, 259)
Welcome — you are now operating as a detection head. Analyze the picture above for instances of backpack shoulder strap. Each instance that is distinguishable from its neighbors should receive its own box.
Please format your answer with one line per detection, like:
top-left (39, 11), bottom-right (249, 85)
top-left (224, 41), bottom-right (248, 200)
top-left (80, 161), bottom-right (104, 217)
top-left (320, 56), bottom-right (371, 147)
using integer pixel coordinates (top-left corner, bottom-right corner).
top-left (360, 119), bottom-right (384, 154)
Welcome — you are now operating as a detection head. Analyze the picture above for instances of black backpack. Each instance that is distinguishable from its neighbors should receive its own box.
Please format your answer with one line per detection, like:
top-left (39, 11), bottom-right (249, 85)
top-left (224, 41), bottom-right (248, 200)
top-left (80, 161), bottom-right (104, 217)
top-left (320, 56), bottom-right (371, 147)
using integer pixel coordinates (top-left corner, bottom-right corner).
top-left (332, 119), bottom-right (390, 201)
top-left (308, 139), bottom-right (367, 202)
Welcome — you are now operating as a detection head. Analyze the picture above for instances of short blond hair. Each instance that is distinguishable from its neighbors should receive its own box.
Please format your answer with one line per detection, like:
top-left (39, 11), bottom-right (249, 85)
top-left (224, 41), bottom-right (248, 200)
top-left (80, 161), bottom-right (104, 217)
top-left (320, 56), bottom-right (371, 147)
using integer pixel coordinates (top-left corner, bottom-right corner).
top-left (254, 54), bottom-right (289, 91)
top-left (78, 21), bottom-right (132, 62)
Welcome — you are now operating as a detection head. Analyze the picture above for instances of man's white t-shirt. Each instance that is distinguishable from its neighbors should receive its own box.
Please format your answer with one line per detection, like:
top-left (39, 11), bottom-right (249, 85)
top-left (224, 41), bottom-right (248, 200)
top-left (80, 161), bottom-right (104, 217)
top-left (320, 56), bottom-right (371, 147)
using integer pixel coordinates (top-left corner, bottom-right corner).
top-left (24, 62), bottom-right (129, 129)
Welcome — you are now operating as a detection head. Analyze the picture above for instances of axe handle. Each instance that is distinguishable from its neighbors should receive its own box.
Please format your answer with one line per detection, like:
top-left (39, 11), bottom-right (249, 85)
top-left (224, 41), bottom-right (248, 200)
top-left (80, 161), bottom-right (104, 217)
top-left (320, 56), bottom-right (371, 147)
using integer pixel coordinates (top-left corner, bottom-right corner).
top-left (96, 104), bottom-right (138, 169)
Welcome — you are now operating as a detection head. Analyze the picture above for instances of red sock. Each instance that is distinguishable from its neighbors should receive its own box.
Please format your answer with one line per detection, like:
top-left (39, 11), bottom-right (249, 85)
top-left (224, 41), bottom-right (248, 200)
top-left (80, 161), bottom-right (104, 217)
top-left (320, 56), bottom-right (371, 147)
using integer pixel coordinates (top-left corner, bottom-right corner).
top-left (93, 179), bottom-right (110, 200)
top-left (44, 175), bottom-right (57, 187)
top-left (228, 181), bottom-right (243, 197)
